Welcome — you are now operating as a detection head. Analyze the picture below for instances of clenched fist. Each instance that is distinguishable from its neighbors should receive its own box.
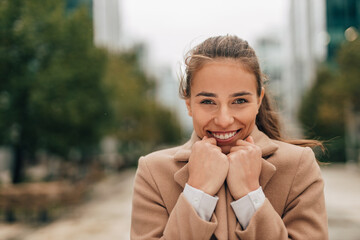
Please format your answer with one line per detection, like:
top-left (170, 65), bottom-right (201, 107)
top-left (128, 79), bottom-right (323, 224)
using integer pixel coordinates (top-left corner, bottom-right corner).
top-left (226, 136), bottom-right (262, 200)
top-left (187, 136), bottom-right (229, 196)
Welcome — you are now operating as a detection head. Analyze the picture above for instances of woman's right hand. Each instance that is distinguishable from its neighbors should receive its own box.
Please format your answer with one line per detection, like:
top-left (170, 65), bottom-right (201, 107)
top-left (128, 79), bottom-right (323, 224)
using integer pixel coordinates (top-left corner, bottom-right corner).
top-left (187, 136), bottom-right (229, 196)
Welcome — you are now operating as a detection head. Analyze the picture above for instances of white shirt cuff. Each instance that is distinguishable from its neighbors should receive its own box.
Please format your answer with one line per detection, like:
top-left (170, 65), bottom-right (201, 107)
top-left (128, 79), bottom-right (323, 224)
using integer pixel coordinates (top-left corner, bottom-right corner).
top-left (183, 183), bottom-right (219, 221)
top-left (230, 186), bottom-right (265, 229)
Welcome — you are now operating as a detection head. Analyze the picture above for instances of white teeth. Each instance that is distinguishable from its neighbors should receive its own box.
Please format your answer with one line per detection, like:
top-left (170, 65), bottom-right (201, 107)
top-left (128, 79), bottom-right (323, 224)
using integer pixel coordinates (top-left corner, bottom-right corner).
top-left (212, 131), bottom-right (237, 140)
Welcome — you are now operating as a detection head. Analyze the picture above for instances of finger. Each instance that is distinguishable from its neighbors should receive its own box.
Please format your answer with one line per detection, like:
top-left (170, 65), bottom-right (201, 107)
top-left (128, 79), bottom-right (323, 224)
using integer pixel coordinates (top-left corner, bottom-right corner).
top-left (246, 136), bottom-right (255, 144)
top-left (229, 146), bottom-right (248, 152)
top-left (235, 139), bottom-right (253, 147)
top-left (202, 136), bottom-right (217, 145)
top-left (227, 149), bottom-right (247, 160)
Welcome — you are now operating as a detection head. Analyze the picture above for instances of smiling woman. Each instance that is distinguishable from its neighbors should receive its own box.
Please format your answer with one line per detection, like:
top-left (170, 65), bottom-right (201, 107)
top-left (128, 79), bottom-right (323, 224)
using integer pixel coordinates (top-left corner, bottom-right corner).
top-left (185, 60), bottom-right (263, 154)
top-left (131, 35), bottom-right (328, 240)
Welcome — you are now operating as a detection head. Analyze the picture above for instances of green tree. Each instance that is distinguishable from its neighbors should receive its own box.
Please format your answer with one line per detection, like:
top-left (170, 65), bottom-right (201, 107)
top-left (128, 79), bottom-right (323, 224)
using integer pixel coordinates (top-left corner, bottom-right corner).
top-left (0, 0), bottom-right (109, 182)
top-left (298, 66), bottom-right (345, 162)
top-left (103, 50), bottom-right (183, 166)
top-left (299, 39), bottom-right (360, 162)
top-left (337, 39), bottom-right (360, 109)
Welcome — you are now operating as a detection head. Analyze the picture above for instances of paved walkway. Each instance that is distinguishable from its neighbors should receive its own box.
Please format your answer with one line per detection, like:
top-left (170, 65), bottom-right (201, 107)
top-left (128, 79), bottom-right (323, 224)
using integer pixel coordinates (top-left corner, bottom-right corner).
top-left (0, 169), bottom-right (136, 240)
top-left (0, 164), bottom-right (359, 240)
top-left (322, 163), bottom-right (360, 240)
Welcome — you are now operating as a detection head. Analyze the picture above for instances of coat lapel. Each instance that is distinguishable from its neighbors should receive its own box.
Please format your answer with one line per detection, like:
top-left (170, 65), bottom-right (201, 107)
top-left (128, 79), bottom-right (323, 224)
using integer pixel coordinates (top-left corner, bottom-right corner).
top-left (173, 164), bottom-right (189, 189)
top-left (226, 183), bottom-right (237, 240)
top-left (251, 127), bottom-right (278, 189)
top-left (214, 184), bottom-right (228, 239)
top-left (173, 132), bottom-right (199, 188)
top-left (260, 158), bottom-right (276, 189)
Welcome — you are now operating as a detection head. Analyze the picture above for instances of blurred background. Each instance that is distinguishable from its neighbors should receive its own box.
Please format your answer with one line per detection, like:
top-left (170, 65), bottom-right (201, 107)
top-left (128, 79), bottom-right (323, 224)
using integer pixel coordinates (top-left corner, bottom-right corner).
top-left (0, 0), bottom-right (359, 239)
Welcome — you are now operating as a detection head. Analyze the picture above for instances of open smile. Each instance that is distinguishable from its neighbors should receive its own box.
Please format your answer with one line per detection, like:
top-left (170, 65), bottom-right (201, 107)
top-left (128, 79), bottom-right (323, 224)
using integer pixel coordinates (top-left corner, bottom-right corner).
top-left (207, 129), bottom-right (241, 142)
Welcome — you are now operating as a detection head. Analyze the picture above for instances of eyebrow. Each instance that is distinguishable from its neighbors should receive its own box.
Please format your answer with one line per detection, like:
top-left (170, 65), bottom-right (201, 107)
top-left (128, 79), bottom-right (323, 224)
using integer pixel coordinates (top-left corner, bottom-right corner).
top-left (195, 92), bottom-right (217, 97)
top-left (195, 91), bottom-right (253, 97)
top-left (230, 92), bottom-right (252, 97)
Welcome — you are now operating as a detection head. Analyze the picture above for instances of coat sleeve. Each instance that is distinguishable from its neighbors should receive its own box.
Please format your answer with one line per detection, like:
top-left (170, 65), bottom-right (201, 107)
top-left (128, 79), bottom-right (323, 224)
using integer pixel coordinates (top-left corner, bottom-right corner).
top-left (235, 147), bottom-right (328, 240)
top-left (130, 157), bottom-right (218, 240)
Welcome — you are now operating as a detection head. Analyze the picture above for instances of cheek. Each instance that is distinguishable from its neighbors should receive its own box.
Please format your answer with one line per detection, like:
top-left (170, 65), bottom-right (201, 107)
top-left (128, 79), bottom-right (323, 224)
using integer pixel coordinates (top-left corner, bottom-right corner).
top-left (191, 108), bottom-right (214, 133)
top-left (236, 106), bottom-right (259, 124)
top-left (192, 111), bottom-right (211, 126)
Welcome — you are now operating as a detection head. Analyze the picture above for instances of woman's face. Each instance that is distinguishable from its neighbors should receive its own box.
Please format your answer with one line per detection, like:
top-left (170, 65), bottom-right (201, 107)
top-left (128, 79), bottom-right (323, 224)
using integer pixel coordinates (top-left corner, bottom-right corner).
top-left (186, 59), bottom-right (264, 154)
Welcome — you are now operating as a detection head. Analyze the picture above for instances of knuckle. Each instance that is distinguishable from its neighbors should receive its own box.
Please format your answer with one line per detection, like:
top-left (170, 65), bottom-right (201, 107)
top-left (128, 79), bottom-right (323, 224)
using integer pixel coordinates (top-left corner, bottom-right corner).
top-left (228, 153), bottom-right (235, 160)
top-left (246, 146), bottom-right (253, 151)
top-left (206, 142), bottom-right (215, 148)
top-left (209, 148), bottom-right (217, 154)
top-left (239, 149), bottom-right (247, 154)
top-left (193, 141), bottom-right (201, 148)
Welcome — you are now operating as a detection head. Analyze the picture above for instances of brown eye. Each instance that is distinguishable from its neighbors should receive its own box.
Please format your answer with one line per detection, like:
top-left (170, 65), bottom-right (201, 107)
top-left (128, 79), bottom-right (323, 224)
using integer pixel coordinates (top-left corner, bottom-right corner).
top-left (233, 98), bottom-right (247, 104)
top-left (200, 99), bottom-right (215, 105)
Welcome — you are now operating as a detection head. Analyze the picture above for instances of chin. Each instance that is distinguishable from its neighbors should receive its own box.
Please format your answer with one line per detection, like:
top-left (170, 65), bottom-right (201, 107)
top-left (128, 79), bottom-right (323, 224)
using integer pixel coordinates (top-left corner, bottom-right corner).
top-left (220, 145), bottom-right (232, 154)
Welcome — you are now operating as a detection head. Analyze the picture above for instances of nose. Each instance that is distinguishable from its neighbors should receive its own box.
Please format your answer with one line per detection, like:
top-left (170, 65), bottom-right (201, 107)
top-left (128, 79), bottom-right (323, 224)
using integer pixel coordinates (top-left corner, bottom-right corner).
top-left (214, 106), bottom-right (234, 128)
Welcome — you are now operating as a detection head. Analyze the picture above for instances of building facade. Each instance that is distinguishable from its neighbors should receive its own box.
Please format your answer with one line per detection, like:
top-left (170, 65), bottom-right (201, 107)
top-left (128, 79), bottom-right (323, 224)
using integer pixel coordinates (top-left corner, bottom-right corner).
top-left (282, 0), bottom-right (327, 136)
top-left (326, 0), bottom-right (359, 61)
top-left (325, 0), bottom-right (360, 163)
top-left (93, 0), bottom-right (122, 51)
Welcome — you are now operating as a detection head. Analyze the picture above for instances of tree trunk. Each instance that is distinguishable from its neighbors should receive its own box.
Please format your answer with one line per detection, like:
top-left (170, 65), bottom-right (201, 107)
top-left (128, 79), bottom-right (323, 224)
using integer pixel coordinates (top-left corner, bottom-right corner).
top-left (12, 144), bottom-right (24, 183)
top-left (5, 208), bottom-right (16, 222)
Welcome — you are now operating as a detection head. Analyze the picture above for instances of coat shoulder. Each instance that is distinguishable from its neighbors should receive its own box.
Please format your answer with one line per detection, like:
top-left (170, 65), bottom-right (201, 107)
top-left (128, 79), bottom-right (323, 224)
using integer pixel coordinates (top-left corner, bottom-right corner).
top-left (270, 140), bottom-right (317, 170)
top-left (141, 145), bottom-right (179, 162)
top-left (138, 145), bottom-right (183, 173)
top-left (142, 146), bottom-right (180, 161)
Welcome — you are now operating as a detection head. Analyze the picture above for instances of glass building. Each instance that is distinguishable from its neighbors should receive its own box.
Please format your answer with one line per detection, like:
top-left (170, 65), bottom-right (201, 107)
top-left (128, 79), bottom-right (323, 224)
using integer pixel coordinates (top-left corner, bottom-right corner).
top-left (326, 0), bottom-right (359, 60)
top-left (65, 0), bottom-right (93, 14)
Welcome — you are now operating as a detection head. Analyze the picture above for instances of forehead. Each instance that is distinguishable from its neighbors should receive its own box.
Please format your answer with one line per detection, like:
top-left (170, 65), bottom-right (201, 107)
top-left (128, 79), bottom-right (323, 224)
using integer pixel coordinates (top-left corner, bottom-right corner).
top-left (191, 59), bottom-right (257, 94)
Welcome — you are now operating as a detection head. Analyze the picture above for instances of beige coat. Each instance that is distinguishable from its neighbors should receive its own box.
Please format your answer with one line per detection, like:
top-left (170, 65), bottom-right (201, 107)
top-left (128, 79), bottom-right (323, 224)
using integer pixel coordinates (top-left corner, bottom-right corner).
top-left (131, 127), bottom-right (328, 239)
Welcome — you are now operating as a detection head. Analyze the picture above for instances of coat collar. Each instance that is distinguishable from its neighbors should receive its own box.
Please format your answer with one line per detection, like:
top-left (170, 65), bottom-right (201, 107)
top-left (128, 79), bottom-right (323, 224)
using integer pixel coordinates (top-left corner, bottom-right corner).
top-left (173, 126), bottom-right (278, 190)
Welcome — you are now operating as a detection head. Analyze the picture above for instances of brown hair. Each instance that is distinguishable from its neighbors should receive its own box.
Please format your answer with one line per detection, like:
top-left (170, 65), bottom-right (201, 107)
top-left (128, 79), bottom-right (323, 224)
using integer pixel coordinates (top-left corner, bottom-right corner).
top-left (179, 35), bottom-right (323, 150)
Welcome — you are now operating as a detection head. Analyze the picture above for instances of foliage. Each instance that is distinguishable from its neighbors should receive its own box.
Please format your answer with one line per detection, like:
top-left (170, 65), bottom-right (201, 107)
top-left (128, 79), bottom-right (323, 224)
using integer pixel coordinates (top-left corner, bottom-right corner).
top-left (299, 39), bottom-right (360, 162)
top-left (337, 39), bottom-right (360, 110)
top-left (0, 0), bottom-right (184, 181)
top-left (102, 51), bottom-right (183, 166)
top-left (298, 66), bottom-right (345, 162)
top-left (0, 0), bottom-right (109, 182)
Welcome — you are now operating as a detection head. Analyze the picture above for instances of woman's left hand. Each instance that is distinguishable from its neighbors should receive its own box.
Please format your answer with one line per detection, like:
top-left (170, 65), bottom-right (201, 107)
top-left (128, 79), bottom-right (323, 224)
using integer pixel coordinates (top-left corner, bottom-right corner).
top-left (226, 136), bottom-right (262, 200)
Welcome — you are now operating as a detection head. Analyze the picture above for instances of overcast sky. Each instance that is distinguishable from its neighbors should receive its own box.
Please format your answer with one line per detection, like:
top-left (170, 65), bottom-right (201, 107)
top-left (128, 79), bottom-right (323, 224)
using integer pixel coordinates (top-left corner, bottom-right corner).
top-left (121, 0), bottom-right (288, 71)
